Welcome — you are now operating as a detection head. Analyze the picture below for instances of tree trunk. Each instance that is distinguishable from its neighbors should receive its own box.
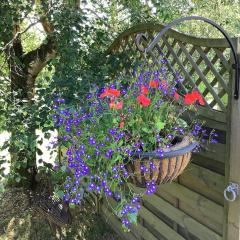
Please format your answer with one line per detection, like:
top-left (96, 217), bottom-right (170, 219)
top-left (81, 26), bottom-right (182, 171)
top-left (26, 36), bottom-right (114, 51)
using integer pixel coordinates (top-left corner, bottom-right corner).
top-left (8, 67), bottom-right (38, 187)
top-left (9, 126), bottom-right (37, 187)
top-left (5, 29), bottom-right (56, 187)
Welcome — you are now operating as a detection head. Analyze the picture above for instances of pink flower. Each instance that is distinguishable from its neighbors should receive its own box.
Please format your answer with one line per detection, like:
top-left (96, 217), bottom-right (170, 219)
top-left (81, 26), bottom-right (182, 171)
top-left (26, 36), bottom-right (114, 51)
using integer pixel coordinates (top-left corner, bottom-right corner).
top-left (109, 100), bottom-right (115, 109)
top-left (109, 100), bottom-right (123, 110)
top-left (174, 92), bottom-right (180, 101)
top-left (116, 100), bottom-right (123, 110)
top-left (119, 121), bottom-right (124, 128)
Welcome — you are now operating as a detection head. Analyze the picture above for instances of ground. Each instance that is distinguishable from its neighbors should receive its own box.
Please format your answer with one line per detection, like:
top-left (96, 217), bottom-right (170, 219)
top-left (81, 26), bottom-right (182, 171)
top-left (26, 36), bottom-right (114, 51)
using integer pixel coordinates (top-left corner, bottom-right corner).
top-left (0, 187), bottom-right (121, 240)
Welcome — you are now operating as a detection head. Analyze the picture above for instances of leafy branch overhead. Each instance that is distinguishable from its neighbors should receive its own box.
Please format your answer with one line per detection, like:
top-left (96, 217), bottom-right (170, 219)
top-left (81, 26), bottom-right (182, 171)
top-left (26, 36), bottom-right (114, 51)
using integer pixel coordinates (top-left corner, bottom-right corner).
top-left (0, 1), bottom-right (57, 100)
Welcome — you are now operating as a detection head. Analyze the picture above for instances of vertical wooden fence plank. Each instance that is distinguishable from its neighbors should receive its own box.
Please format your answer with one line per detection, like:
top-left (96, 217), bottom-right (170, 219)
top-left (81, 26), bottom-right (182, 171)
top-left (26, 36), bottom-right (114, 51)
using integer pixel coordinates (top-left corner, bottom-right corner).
top-left (225, 37), bottom-right (240, 240)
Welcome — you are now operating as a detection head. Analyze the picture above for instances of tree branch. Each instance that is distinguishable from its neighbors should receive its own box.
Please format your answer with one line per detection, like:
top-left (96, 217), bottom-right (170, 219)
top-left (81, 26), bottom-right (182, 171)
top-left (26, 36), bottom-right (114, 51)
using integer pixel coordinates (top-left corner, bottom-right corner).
top-left (1, 20), bottom-right (41, 55)
top-left (10, 24), bottom-right (24, 58)
top-left (37, 0), bottom-right (54, 34)
top-left (23, 36), bottom-right (56, 78)
top-left (40, 16), bottom-right (54, 34)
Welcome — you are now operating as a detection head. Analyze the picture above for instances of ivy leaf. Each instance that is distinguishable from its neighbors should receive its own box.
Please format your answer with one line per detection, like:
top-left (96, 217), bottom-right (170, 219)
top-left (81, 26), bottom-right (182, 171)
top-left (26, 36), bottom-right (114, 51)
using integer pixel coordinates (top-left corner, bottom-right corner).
top-left (37, 139), bottom-right (43, 145)
top-left (44, 132), bottom-right (51, 139)
top-left (0, 160), bottom-right (5, 165)
top-left (37, 148), bottom-right (43, 155)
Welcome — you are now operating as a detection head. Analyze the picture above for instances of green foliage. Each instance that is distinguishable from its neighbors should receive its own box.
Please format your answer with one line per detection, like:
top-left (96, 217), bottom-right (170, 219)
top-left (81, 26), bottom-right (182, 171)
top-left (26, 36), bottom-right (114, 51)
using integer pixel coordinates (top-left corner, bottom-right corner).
top-left (0, 0), bottom-right (118, 185)
top-left (0, 0), bottom-right (239, 187)
top-left (152, 0), bottom-right (240, 37)
top-left (52, 63), bottom-right (210, 229)
top-left (0, 1), bottom-right (32, 44)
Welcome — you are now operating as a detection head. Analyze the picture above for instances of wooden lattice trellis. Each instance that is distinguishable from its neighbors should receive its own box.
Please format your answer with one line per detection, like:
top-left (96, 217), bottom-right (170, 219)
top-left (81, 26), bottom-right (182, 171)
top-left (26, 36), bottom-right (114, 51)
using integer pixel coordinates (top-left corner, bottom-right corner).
top-left (101, 23), bottom-right (240, 240)
top-left (108, 26), bottom-right (231, 115)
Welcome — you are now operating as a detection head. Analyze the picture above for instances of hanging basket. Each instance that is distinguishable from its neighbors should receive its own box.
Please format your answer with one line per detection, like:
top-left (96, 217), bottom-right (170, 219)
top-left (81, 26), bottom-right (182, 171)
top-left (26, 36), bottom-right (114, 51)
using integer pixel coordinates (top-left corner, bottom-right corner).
top-left (125, 136), bottom-right (198, 188)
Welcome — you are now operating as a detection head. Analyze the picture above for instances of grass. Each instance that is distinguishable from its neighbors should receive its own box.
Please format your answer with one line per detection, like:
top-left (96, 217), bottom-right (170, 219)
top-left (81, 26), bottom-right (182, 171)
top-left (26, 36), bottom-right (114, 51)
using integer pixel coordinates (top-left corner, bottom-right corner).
top-left (0, 187), bottom-right (122, 240)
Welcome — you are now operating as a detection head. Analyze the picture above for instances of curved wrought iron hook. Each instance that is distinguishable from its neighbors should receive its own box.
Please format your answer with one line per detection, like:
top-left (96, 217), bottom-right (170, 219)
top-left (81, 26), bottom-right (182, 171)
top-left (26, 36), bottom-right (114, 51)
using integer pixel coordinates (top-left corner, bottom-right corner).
top-left (136, 16), bottom-right (240, 100)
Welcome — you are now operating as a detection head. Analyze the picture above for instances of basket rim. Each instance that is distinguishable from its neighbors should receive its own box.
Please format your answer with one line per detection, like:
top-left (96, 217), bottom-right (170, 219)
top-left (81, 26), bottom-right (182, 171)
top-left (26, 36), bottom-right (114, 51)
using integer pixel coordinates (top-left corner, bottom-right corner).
top-left (132, 136), bottom-right (198, 159)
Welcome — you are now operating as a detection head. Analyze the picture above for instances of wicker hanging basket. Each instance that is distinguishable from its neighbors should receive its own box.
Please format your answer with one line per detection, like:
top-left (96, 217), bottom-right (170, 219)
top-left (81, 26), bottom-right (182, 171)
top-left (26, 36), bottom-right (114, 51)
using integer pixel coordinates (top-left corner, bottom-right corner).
top-left (125, 136), bottom-right (198, 188)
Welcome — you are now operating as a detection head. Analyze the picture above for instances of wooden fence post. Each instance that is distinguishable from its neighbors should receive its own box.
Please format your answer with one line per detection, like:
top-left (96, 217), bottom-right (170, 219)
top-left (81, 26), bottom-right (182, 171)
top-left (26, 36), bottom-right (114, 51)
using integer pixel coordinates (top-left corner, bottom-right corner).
top-left (225, 36), bottom-right (240, 240)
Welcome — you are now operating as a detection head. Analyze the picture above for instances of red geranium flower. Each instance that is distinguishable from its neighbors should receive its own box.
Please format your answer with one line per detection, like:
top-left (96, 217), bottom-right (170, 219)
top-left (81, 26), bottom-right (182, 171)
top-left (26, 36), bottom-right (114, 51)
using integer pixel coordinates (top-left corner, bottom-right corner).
top-left (184, 93), bottom-right (195, 105)
top-left (100, 88), bottom-right (121, 98)
top-left (149, 80), bottom-right (159, 88)
top-left (198, 97), bottom-right (205, 105)
top-left (137, 94), bottom-right (151, 107)
top-left (108, 89), bottom-right (121, 97)
top-left (193, 90), bottom-right (205, 105)
top-left (184, 90), bottom-right (205, 106)
top-left (141, 86), bottom-right (149, 94)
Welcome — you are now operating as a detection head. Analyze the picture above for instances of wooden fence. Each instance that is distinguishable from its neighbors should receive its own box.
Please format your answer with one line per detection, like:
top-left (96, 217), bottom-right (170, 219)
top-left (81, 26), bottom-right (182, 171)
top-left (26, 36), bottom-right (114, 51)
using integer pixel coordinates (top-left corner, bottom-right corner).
top-left (100, 23), bottom-right (240, 240)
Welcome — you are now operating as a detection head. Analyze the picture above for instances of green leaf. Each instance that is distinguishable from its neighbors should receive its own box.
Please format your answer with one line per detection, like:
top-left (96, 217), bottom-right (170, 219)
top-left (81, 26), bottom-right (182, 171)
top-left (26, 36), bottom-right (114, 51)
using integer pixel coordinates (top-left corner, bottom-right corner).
top-left (56, 190), bottom-right (64, 199)
top-left (37, 148), bottom-right (43, 155)
top-left (142, 127), bottom-right (150, 133)
top-left (15, 176), bottom-right (21, 183)
top-left (113, 155), bottom-right (121, 163)
top-left (117, 139), bottom-right (123, 146)
top-left (61, 165), bottom-right (67, 172)
top-left (69, 203), bottom-right (76, 209)
top-left (156, 121), bottom-right (165, 130)
top-left (113, 118), bottom-right (118, 124)
top-left (0, 160), bottom-right (5, 165)
top-left (149, 136), bottom-right (155, 143)
top-left (177, 118), bottom-right (188, 128)
top-left (127, 212), bottom-right (138, 224)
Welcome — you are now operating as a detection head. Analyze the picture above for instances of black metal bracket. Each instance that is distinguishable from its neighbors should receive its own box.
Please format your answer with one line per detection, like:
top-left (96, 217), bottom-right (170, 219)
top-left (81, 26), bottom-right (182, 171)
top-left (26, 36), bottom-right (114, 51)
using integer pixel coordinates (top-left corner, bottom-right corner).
top-left (136, 16), bottom-right (240, 100)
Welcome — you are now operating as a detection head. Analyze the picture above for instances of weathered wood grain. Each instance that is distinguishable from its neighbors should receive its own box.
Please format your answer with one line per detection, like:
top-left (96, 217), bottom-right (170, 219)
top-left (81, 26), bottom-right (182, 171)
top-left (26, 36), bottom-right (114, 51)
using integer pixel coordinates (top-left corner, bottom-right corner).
top-left (133, 185), bottom-right (222, 240)
top-left (224, 37), bottom-right (240, 240)
top-left (179, 163), bottom-right (225, 205)
top-left (106, 23), bottom-right (231, 54)
top-left (156, 182), bottom-right (224, 225)
top-left (139, 206), bottom-right (185, 240)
